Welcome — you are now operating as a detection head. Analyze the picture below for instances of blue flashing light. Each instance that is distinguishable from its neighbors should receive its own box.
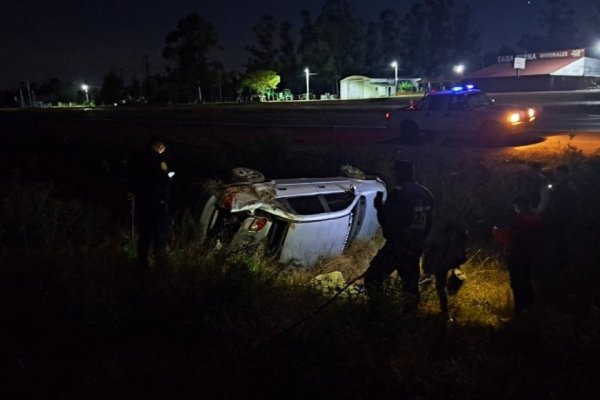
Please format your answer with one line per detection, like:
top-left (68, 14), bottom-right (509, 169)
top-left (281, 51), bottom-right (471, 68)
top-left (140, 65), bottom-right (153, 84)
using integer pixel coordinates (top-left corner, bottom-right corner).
top-left (451, 86), bottom-right (464, 92)
top-left (466, 84), bottom-right (474, 89)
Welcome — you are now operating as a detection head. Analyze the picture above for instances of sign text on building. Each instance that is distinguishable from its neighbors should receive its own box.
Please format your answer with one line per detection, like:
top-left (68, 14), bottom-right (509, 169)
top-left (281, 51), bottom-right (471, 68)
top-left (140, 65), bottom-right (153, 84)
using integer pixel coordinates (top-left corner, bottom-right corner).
top-left (498, 48), bottom-right (585, 63)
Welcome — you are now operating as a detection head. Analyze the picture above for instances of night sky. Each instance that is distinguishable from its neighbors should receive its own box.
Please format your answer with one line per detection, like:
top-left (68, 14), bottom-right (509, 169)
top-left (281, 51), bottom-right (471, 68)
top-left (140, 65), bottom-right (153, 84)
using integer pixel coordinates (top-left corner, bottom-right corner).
top-left (1, 0), bottom-right (597, 90)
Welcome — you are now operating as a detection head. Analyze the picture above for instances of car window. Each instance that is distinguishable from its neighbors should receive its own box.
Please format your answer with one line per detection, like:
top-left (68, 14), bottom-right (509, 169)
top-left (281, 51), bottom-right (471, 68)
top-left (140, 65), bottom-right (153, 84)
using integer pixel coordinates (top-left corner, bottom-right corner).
top-left (449, 95), bottom-right (469, 111)
top-left (427, 96), bottom-right (447, 111)
top-left (284, 195), bottom-right (326, 215)
top-left (323, 192), bottom-right (356, 211)
top-left (467, 93), bottom-right (493, 108)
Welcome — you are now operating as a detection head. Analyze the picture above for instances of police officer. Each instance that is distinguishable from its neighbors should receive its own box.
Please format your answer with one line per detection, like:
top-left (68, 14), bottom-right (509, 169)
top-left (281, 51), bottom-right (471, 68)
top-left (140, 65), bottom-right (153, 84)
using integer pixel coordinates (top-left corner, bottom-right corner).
top-left (543, 165), bottom-right (577, 269)
top-left (364, 160), bottom-right (434, 314)
top-left (128, 136), bottom-right (173, 270)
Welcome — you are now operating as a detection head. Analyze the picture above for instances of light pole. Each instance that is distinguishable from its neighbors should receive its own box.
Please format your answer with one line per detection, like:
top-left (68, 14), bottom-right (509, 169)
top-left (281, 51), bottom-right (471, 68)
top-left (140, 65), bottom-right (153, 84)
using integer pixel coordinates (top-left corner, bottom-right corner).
top-left (304, 68), bottom-right (310, 100)
top-left (391, 61), bottom-right (398, 95)
top-left (81, 84), bottom-right (89, 104)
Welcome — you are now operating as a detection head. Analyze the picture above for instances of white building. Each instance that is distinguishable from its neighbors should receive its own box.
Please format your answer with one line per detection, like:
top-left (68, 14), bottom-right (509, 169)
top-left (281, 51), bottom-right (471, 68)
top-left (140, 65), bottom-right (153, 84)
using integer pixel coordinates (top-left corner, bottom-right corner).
top-left (340, 76), bottom-right (421, 100)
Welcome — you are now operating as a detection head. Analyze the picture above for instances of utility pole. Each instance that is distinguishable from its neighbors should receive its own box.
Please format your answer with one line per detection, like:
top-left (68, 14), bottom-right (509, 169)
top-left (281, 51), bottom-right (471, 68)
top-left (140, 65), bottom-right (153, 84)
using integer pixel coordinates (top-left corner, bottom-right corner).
top-left (144, 54), bottom-right (151, 101)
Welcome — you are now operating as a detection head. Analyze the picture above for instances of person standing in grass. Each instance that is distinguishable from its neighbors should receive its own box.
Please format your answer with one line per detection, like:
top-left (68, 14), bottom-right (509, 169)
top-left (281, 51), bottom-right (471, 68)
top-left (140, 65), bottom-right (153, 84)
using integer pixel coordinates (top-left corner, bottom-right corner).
top-left (128, 136), bottom-right (173, 271)
top-left (538, 164), bottom-right (578, 269)
top-left (364, 160), bottom-right (434, 314)
top-left (493, 195), bottom-right (544, 315)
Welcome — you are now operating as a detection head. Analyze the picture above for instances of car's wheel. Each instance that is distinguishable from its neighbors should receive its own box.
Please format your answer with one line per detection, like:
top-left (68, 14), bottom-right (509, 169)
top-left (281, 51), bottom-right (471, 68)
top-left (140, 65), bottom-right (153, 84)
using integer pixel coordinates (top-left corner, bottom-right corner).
top-left (477, 121), bottom-right (506, 147)
top-left (230, 167), bottom-right (265, 183)
top-left (400, 120), bottom-right (420, 143)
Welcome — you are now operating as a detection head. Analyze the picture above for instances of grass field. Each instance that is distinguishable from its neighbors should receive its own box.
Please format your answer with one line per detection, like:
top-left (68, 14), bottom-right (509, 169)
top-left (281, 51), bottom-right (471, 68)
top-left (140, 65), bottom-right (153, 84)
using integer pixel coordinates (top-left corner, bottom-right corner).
top-left (1, 115), bottom-right (600, 399)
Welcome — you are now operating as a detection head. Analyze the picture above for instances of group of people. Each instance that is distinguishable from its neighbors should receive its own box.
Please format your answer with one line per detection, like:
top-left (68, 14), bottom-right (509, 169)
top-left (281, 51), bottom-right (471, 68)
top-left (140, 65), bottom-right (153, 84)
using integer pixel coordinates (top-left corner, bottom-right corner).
top-left (364, 159), bottom-right (577, 319)
top-left (126, 137), bottom-right (577, 319)
top-left (492, 163), bottom-right (577, 315)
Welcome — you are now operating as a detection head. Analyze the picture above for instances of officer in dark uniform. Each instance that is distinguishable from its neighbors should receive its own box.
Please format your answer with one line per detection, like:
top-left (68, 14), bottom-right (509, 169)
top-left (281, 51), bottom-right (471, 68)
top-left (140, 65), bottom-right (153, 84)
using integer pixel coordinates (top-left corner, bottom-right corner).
top-left (364, 160), bottom-right (434, 314)
top-left (543, 164), bottom-right (577, 269)
top-left (128, 136), bottom-right (172, 270)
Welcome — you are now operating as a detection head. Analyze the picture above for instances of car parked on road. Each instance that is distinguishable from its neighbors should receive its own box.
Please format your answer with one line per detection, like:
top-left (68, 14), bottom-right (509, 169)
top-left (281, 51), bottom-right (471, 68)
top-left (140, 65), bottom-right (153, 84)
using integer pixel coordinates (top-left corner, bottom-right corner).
top-left (384, 85), bottom-right (538, 145)
top-left (198, 168), bottom-right (387, 267)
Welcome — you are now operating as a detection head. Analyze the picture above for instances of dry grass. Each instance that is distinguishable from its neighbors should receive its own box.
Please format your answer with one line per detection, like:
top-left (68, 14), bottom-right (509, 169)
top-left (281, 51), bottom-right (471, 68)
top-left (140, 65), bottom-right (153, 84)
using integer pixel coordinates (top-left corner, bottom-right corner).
top-left (2, 123), bottom-right (600, 398)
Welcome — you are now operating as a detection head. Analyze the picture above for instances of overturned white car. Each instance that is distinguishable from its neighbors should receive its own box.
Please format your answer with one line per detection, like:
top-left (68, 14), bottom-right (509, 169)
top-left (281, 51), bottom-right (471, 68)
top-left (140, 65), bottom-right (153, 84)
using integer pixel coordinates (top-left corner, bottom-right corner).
top-left (199, 168), bottom-right (387, 267)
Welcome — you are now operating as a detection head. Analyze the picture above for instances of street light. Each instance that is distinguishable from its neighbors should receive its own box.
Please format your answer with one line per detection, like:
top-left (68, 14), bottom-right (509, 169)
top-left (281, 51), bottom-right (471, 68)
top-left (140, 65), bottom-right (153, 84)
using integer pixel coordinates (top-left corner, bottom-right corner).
top-left (304, 68), bottom-right (310, 100)
top-left (453, 64), bottom-right (465, 75)
top-left (81, 84), bottom-right (89, 103)
top-left (391, 61), bottom-right (398, 95)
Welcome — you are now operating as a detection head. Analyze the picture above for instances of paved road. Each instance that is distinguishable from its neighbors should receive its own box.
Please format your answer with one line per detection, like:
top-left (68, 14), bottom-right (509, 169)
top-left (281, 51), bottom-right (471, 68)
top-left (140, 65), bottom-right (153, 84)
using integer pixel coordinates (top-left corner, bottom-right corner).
top-left (2, 102), bottom-right (599, 133)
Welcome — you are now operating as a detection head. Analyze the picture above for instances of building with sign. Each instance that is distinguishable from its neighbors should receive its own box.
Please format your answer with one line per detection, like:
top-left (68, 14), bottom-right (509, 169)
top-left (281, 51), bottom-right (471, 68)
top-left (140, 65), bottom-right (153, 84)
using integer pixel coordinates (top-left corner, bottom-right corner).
top-left (465, 48), bottom-right (600, 92)
top-left (339, 75), bottom-right (421, 100)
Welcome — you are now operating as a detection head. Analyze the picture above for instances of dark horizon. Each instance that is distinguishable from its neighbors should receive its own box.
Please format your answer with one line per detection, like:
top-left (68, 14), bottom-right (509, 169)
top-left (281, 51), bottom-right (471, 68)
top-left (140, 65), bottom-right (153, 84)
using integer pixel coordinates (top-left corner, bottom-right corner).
top-left (1, 0), bottom-right (598, 90)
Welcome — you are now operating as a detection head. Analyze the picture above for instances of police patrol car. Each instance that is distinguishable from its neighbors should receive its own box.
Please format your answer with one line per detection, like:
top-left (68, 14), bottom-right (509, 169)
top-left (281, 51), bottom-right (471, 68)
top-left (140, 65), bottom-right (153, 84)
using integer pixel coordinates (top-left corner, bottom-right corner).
top-left (385, 85), bottom-right (537, 145)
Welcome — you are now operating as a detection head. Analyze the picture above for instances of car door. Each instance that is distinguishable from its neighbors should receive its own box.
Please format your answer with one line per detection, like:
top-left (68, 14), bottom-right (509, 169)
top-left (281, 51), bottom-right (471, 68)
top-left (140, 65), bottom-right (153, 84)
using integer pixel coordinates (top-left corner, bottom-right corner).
top-left (422, 95), bottom-right (452, 132)
top-left (447, 94), bottom-right (475, 133)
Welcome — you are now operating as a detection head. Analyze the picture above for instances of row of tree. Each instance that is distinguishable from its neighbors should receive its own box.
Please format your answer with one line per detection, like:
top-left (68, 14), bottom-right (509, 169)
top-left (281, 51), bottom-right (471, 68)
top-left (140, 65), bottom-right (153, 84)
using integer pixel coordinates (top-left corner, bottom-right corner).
top-left (3, 0), bottom-right (597, 107)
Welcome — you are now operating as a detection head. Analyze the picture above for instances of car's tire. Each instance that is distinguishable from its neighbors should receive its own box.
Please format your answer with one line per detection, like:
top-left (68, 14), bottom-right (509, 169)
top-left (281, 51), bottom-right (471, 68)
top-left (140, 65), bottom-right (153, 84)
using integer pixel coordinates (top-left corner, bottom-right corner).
top-left (399, 120), bottom-right (420, 143)
top-left (477, 121), bottom-right (506, 147)
top-left (231, 167), bottom-right (265, 183)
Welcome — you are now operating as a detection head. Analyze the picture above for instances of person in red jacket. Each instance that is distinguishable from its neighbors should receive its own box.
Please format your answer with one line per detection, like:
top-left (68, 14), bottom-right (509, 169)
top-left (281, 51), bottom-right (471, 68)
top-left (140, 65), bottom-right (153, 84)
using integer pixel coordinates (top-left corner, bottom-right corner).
top-left (493, 195), bottom-right (544, 315)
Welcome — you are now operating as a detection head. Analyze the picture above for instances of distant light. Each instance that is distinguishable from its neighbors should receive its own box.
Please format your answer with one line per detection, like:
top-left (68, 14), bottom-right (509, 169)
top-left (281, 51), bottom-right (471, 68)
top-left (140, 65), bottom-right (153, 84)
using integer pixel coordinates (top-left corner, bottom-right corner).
top-left (453, 64), bottom-right (465, 74)
top-left (81, 84), bottom-right (89, 92)
top-left (391, 61), bottom-right (398, 68)
top-left (304, 68), bottom-right (309, 74)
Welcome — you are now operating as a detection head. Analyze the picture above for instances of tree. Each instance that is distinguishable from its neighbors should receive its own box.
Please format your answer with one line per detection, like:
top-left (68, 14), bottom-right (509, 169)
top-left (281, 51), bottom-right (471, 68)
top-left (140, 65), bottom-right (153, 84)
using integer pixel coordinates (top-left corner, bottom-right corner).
top-left (277, 21), bottom-right (298, 90)
top-left (129, 77), bottom-right (142, 102)
top-left (163, 13), bottom-right (219, 102)
top-left (246, 15), bottom-right (279, 71)
top-left (399, 0), bottom-right (480, 80)
top-left (241, 70), bottom-right (280, 100)
top-left (297, 0), bottom-right (366, 94)
top-left (518, 0), bottom-right (581, 52)
top-left (98, 70), bottom-right (126, 105)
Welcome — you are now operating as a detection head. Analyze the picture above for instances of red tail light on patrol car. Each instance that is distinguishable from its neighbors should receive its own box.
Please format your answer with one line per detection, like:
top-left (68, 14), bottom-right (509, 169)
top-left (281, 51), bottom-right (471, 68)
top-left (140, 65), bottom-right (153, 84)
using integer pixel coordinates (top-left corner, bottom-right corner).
top-left (384, 112), bottom-right (391, 121)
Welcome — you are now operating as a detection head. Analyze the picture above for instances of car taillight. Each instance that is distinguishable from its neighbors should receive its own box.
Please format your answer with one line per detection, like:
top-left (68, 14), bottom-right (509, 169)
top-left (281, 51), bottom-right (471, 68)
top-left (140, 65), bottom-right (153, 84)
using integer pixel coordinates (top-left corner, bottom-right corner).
top-left (384, 112), bottom-right (391, 121)
top-left (507, 112), bottom-right (521, 124)
top-left (220, 194), bottom-right (233, 210)
top-left (528, 108), bottom-right (535, 119)
top-left (248, 217), bottom-right (268, 232)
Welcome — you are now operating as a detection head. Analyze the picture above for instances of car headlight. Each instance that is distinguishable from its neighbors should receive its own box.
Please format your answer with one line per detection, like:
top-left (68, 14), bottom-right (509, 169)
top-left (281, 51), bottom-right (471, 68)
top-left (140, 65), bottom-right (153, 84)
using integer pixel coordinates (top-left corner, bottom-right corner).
top-left (508, 112), bottom-right (521, 124)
